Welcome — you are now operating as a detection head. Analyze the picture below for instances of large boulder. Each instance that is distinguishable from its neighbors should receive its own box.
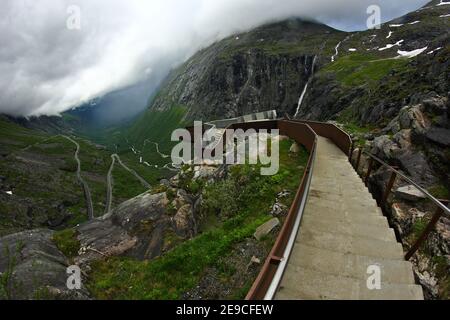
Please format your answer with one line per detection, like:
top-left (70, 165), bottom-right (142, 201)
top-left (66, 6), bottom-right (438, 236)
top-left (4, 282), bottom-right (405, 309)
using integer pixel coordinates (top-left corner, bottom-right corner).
top-left (75, 192), bottom-right (174, 264)
top-left (0, 229), bottom-right (89, 300)
top-left (193, 165), bottom-right (218, 180)
top-left (395, 150), bottom-right (439, 186)
top-left (75, 189), bottom-right (202, 265)
top-left (425, 128), bottom-right (450, 147)
top-left (393, 129), bottom-right (413, 149)
top-left (422, 96), bottom-right (448, 116)
top-left (371, 135), bottom-right (399, 159)
top-left (173, 204), bottom-right (196, 238)
top-left (398, 105), bottom-right (431, 133)
top-left (254, 218), bottom-right (280, 241)
top-left (395, 185), bottom-right (427, 202)
top-left (289, 142), bottom-right (300, 153)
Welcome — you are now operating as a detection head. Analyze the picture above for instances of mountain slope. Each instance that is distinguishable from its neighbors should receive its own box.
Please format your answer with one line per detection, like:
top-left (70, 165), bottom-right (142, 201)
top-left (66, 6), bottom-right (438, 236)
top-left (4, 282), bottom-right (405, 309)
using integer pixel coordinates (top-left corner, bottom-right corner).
top-left (130, 1), bottom-right (449, 186)
top-left (145, 2), bottom-right (448, 123)
top-left (149, 19), bottom-right (345, 121)
top-left (298, 0), bottom-right (449, 122)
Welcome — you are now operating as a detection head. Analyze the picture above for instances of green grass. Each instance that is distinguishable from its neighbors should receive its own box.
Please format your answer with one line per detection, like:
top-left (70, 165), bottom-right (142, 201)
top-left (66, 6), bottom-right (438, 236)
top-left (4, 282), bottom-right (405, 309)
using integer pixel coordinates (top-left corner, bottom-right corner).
top-left (214, 26), bottom-right (345, 61)
top-left (112, 164), bottom-right (148, 204)
top-left (87, 139), bottom-right (309, 299)
top-left (429, 184), bottom-right (449, 200)
top-left (323, 53), bottom-right (410, 87)
top-left (334, 109), bottom-right (377, 146)
top-left (85, 177), bottom-right (108, 216)
top-left (65, 202), bottom-right (89, 228)
top-left (52, 229), bottom-right (80, 260)
top-left (0, 116), bottom-right (48, 152)
top-left (115, 152), bottom-right (172, 186)
top-left (432, 256), bottom-right (450, 299)
top-left (127, 105), bottom-right (188, 157)
top-left (0, 111), bottom-right (186, 235)
top-left (412, 218), bottom-right (428, 242)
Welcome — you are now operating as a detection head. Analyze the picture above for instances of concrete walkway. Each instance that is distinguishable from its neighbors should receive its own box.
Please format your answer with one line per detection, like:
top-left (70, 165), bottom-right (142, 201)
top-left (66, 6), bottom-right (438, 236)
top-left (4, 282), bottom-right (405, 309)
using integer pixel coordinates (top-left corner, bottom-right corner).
top-left (275, 137), bottom-right (423, 300)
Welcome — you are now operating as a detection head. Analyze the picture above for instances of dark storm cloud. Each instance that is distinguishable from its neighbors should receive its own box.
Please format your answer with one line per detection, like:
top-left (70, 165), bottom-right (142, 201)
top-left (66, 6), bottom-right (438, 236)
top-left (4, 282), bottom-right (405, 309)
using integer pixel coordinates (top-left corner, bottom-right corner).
top-left (0, 0), bottom-right (431, 116)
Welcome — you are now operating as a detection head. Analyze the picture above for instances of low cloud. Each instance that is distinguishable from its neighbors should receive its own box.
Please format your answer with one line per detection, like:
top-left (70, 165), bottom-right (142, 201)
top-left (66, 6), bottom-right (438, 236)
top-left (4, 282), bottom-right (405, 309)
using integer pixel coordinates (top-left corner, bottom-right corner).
top-left (0, 0), bottom-right (429, 116)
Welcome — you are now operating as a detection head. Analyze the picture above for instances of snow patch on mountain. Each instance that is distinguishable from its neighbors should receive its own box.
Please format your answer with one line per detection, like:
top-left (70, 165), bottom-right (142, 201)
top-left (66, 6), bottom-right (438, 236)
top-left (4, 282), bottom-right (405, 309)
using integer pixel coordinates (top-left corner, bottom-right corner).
top-left (427, 47), bottom-right (443, 54)
top-left (437, 1), bottom-right (450, 6)
top-left (379, 40), bottom-right (404, 51)
top-left (397, 47), bottom-right (428, 58)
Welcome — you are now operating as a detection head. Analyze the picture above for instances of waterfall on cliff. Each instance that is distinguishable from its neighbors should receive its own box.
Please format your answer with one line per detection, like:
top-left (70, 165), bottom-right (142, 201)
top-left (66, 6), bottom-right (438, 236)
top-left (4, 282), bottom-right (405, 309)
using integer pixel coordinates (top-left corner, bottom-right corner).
top-left (293, 55), bottom-right (317, 118)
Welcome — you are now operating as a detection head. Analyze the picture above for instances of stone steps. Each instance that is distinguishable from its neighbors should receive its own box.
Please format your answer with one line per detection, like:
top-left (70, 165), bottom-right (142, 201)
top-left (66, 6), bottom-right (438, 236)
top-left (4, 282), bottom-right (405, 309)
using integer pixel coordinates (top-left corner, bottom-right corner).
top-left (305, 201), bottom-right (383, 218)
top-left (307, 194), bottom-right (380, 211)
top-left (275, 136), bottom-right (423, 300)
top-left (296, 228), bottom-right (405, 260)
top-left (300, 217), bottom-right (397, 243)
top-left (287, 244), bottom-right (415, 284)
top-left (276, 266), bottom-right (424, 300)
top-left (301, 210), bottom-right (389, 227)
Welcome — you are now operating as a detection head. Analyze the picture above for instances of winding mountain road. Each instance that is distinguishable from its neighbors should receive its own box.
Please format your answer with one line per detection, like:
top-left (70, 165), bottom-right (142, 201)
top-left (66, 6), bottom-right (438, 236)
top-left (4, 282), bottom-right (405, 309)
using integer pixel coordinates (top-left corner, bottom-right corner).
top-left (143, 139), bottom-right (170, 158)
top-left (112, 154), bottom-right (151, 189)
top-left (103, 154), bottom-right (151, 214)
top-left (104, 154), bottom-right (116, 214)
top-left (142, 139), bottom-right (181, 171)
top-left (61, 135), bottom-right (94, 220)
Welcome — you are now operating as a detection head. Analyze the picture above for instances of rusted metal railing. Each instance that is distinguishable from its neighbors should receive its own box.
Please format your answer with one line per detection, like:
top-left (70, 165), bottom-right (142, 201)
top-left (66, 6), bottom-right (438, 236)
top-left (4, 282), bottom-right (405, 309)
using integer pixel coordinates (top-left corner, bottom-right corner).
top-left (352, 149), bottom-right (450, 261)
top-left (405, 200), bottom-right (448, 260)
top-left (293, 120), bottom-right (353, 156)
top-left (245, 119), bottom-right (354, 299)
top-left (245, 120), bottom-right (318, 300)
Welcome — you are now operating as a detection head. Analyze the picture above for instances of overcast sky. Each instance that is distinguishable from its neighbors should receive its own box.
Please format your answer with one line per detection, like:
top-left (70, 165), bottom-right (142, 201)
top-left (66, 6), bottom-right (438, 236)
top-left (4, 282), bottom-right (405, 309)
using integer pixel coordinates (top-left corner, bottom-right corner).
top-left (0, 0), bottom-right (430, 117)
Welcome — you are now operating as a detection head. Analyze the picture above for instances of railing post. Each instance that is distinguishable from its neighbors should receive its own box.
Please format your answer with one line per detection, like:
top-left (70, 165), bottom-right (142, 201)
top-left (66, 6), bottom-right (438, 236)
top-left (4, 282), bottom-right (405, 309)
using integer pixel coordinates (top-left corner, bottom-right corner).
top-left (381, 171), bottom-right (397, 205)
top-left (365, 158), bottom-right (374, 186)
top-left (349, 142), bottom-right (355, 162)
top-left (355, 148), bottom-right (362, 172)
top-left (405, 206), bottom-right (444, 260)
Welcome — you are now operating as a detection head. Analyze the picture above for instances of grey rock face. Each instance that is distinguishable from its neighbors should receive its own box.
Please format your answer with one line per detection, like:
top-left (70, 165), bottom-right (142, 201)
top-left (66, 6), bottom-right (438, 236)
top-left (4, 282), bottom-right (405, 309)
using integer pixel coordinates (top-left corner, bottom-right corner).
top-left (0, 229), bottom-right (89, 300)
top-left (75, 192), bottom-right (174, 264)
top-left (425, 128), bottom-right (450, 147)
top-left (149, 20), bottom-right (343, 122)
top-left (367, 96), bottom-right (449, 188)
top-left (372, 135), bottom-right (399, 159)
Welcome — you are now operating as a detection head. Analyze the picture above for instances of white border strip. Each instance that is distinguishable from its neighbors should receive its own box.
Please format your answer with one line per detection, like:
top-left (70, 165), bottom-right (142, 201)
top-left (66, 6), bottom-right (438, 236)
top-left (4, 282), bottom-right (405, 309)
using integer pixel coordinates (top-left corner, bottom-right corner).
top-left (263, 139), bottom-right (317, 300)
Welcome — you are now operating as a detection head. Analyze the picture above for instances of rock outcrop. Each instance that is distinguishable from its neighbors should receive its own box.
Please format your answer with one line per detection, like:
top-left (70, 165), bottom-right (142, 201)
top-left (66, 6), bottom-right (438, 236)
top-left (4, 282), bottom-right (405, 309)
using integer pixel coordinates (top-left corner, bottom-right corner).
top-left (373, 96), bottom-right (449, 188)
top-left (0, 229), bottom-right (89, 300)
top-left (75, 190), bottom-right (198, 265)
top-left (254, 218), bottom-right (280, 241)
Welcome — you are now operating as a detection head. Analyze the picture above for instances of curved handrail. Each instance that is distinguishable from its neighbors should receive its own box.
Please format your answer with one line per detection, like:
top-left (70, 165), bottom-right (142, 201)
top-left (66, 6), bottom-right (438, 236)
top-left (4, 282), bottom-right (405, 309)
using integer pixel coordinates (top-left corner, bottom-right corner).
top-left (291, 119), bottom-right (353, 156)
top-left (362, 151), bottom-right (450, 216)
top-left (246, 120), bottom-right (318, 300)
top-left (350, 144), bottom-right (449, 260)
